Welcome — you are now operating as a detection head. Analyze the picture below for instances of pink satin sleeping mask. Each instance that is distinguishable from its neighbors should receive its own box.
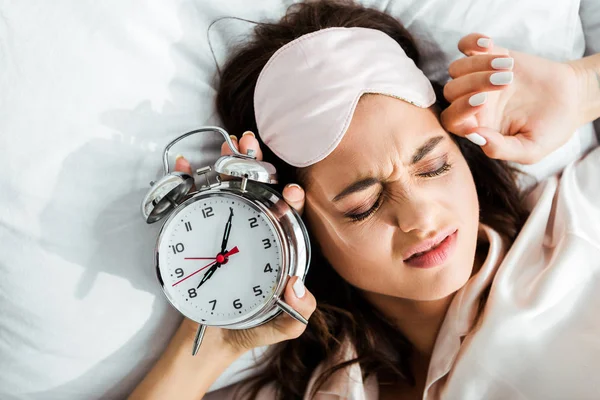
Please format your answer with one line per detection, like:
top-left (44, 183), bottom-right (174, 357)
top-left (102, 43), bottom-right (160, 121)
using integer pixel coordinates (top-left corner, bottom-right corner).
top-left (254, 27), bottom-right (436, 168)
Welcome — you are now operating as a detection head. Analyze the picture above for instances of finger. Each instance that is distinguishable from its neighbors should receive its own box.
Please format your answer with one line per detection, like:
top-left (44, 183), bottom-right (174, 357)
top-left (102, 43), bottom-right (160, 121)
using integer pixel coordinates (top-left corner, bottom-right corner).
top-left (282, 184), bottom-right (305, 215)
top-left (464, 127), bottom-right (543, 164)
top-left (273, 276), bottom-right (316, 339)
top-left (175, 155), bottom-right (197, 191)
top-left (175, 154), bottom-right (193, 175)
top-left (444, 70), bottom-right (513, 102)
top-left (238, 131), bottom-right (263, 161)
top-left (448, 54), bottom-right (514, 79)
top-left (220, 135), bottom-right (239, 156)
top-left (457, 33), bottom-right (493, 56)
top-left (440, 92), bottom-right (487, 135)
top-left (457, 34), bottom-right (511, 58)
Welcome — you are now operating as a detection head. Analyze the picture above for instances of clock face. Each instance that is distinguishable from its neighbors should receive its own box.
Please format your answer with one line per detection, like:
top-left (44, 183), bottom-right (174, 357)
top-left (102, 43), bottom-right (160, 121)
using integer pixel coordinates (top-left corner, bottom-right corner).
top-left (157, 193), bottom-right (284, 325)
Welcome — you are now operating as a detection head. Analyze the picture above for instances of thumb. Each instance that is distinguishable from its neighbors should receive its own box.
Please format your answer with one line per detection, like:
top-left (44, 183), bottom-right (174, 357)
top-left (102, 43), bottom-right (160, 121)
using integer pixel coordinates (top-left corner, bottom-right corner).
top-left (175, 154), bottom-right (193, 175)
top-left (464, 127), bottom-right (541, 164)
top-left (174, 154), bottom-right (197, 191)
top-left (282, 183), bottom-right (305, 215)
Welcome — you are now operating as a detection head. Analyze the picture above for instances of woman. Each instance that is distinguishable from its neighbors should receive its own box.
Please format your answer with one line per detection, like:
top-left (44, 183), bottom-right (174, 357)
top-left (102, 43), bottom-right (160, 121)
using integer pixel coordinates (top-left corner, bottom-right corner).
top-left (130, 1), bottom-right (600, 399)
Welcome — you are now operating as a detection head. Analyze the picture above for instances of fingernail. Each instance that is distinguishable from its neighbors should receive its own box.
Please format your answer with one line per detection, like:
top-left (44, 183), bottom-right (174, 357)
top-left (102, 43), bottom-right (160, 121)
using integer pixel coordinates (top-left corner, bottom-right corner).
top-left (466, 133), bottom-right (487, 146)
top-left (491, 57), bottom-right (514, 70)
top-left (490, 71), bottom-right (513, 85)
top-left (293, 278), bottom-right (306, 298)
top-left (477, 38), bottom-right (491, 48)
top-left (242, 131), bottom-right (255, 138)
top-left (285, 183), bottom-right (303, 201)
top-left (175, 154), bottom-right (184, 161)
top-left (468, 92), bottom-right (487, 107)
top-left (229, 135), bottom-right (238, 142)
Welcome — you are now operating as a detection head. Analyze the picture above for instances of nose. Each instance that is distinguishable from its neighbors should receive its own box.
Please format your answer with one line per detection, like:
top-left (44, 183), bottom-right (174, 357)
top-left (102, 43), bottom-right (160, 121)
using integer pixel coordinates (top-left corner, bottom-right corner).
top-left (394, 194), bottom-right (440, 238)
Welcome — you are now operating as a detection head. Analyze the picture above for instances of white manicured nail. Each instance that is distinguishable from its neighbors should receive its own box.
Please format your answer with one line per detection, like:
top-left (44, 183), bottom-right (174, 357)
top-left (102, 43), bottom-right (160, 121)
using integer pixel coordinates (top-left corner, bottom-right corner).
top-left (293, 279), bottom-right (306, 298)
top-left (286, 183), bottom-right (302, 190)
top-left (477, 38), bottom-right (491, 48)
top-left (491, 57), bottom-right (514, 70)
top-left (468, 92), bottom-right (487, 107)
top-left (490, 71), bottom-right (513, 85)
top-left (466, 133), bottom-right (487, 146)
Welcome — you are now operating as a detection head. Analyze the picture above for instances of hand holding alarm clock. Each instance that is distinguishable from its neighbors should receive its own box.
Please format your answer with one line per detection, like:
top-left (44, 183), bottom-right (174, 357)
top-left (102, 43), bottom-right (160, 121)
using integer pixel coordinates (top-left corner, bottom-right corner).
top-left (141, 127), bottom-right (315, 356)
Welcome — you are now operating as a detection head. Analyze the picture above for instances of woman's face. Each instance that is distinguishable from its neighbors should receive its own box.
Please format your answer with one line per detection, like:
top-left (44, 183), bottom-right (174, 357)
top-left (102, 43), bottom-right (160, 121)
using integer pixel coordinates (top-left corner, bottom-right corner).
top-left (304, 94), bottom-right (480, 301)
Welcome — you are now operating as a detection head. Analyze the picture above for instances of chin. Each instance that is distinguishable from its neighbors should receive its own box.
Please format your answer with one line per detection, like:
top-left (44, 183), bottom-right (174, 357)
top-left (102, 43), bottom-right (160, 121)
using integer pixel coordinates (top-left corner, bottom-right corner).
top-left (405, 254), bottom-right (477, 302)
top-left (423, 274), bottom-right (470, 301)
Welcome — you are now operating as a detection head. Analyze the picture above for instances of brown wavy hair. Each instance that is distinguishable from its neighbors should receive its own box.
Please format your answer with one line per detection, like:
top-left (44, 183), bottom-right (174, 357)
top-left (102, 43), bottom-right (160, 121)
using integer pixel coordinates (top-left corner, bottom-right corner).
top-left (214, 1), bottom-right (529, 398)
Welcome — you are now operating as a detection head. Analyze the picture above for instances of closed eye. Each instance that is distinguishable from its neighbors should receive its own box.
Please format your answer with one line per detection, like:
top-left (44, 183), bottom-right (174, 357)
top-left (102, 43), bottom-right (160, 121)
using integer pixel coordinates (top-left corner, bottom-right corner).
top-left (418, 161), bottom-right (452, 178)
top-left (345, 192), bottom-right (384, 222)
top-left (346, 161), bottom-right (453, 222)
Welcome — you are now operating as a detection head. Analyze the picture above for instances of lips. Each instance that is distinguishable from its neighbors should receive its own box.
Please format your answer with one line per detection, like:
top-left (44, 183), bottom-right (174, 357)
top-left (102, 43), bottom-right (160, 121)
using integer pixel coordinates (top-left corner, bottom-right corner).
top-left (402, 227), bottom-right (457, 261)
top-left (408, 243), bottom-right (444, 260)
top-left (403, 228), bottom-right (458, 269)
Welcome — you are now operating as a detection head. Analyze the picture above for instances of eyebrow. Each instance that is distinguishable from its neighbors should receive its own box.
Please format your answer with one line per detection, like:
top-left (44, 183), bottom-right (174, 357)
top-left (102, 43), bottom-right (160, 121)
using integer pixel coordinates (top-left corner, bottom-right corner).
top-left (333, 135), bottom-right (445, 202)
top-left (411, 136), bottom-right (444, 164)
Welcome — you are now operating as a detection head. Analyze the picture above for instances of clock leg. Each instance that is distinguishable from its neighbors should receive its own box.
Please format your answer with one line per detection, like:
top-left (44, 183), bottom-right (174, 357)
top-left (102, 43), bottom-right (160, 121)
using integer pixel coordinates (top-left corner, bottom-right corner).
top-left (275, 298), bottom-right (308, 325)
top-left (192, 323), bottom-right (207, 356)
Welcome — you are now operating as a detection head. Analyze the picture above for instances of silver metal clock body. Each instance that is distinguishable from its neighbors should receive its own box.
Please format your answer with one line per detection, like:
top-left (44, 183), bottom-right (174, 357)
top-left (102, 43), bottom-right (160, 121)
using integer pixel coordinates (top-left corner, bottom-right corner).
top-left (142, 126), bottom-right (311, 354)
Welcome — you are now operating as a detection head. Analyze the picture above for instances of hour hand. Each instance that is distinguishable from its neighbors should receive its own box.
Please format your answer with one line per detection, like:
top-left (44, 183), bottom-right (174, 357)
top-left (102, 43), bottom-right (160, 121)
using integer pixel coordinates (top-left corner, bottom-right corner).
top-left (197, 264), bottom-right (219, 288)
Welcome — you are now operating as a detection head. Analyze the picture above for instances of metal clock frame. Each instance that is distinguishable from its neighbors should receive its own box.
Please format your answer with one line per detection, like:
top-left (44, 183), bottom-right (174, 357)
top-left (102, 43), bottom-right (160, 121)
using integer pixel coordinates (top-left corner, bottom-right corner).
top-left (143, 126), bottom-right (311, 355)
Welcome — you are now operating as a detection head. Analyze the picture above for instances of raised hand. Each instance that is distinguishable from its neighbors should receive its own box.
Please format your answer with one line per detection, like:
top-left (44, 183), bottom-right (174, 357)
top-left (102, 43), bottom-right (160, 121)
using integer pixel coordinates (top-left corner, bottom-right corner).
top-left (441, 33), bottom-right (581, 164)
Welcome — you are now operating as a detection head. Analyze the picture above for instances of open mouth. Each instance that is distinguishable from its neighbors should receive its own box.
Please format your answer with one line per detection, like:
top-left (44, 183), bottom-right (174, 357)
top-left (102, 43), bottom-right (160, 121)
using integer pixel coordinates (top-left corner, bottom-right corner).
top-left (406, 238), bottom-right (447, 261)
top-left (404, 230), bottom-right (458, 268)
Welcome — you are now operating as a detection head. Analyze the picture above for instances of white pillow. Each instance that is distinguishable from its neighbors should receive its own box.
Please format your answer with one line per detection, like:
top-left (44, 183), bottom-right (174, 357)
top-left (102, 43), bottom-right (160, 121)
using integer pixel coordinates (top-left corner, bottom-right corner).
top-left (0, 0), bottom-right (595, 399)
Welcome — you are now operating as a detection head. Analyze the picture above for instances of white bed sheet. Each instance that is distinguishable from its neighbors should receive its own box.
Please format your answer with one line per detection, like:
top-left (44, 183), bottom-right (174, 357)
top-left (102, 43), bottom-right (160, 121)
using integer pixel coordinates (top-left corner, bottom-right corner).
top-left (0, 0), bottom-right (597, 399)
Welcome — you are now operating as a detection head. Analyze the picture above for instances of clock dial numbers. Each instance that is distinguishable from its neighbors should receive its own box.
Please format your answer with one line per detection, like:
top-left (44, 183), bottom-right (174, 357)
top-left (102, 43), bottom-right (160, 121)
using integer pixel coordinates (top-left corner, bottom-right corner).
top-left (233, 299), bottom-right (242, 309)
top-left (170, 243), bottom-right (185, 254)
top-left (158, 194), bottom-right (283, 325)
top-left (202, 207), bottom-right (214, 218)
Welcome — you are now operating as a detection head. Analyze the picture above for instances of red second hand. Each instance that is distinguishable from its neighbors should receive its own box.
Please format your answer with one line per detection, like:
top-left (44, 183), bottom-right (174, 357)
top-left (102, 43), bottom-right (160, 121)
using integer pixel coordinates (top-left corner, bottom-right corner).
top-left (225, 246), bottom-right (239, 257)
top-left (172, 260), bottom-right (216, 287)
top-left (172, 246), bottom-right (240, 287)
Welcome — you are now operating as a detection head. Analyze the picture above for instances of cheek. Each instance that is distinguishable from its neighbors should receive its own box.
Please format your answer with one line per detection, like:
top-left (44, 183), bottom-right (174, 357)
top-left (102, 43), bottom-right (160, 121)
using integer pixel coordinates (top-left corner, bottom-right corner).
top-left (305, 204), bottom-right (387, 285)
top-left (450, 157), bottom-right (479, 222)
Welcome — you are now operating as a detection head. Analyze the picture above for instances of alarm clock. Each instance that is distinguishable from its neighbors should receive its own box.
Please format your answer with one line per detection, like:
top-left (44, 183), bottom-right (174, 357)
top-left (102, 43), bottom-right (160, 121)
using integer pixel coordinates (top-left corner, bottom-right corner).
top-left (141, 127), bottom-right (311, 355)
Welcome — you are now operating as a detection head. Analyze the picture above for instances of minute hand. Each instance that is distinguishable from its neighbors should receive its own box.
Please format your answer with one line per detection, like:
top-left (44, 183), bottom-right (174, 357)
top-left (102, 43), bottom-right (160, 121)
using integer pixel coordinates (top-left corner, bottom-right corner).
top-left (220, 207), bottom-right (234, 254)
